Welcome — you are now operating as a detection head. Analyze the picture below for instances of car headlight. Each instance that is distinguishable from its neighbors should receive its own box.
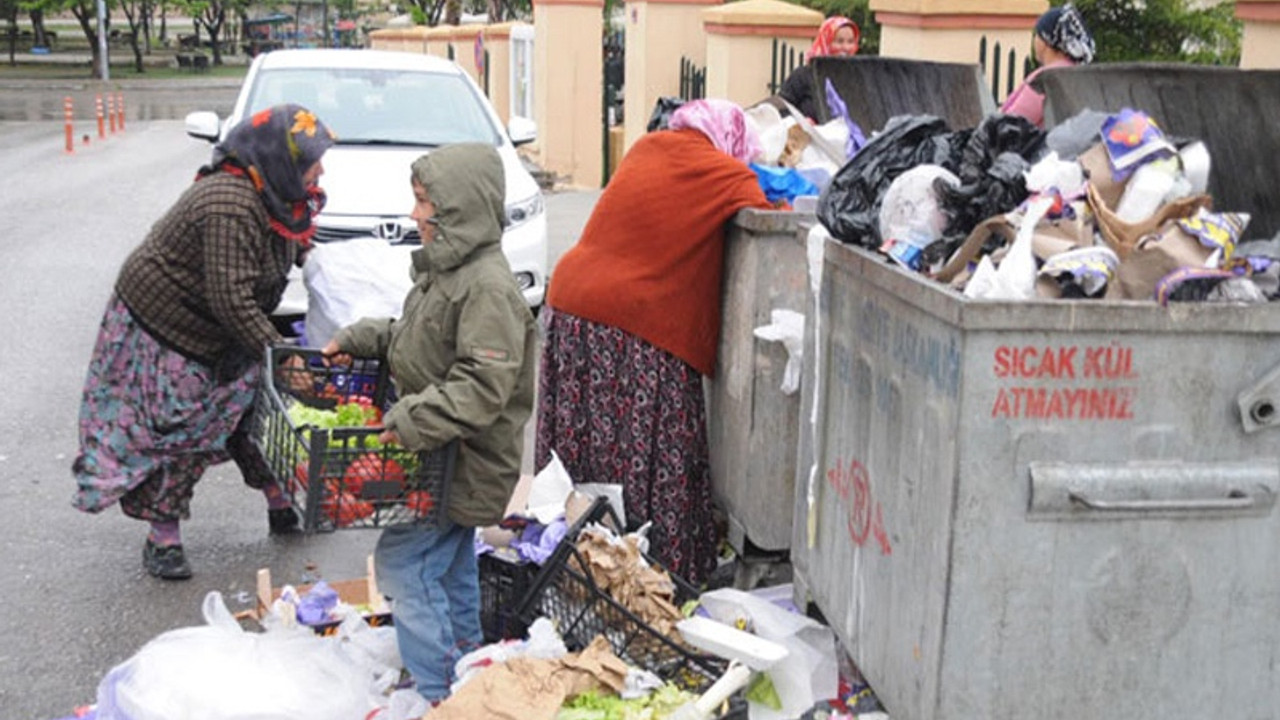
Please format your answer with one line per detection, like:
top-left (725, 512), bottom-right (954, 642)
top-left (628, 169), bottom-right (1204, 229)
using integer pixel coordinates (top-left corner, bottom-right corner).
top-left (506, 193), bottom-right (545, 229)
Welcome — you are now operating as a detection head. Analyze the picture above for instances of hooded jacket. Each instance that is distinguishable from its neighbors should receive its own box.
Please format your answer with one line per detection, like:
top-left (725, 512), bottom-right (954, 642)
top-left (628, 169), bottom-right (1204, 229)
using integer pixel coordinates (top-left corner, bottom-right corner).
top-left (333, 143), bottom-right (536, 528)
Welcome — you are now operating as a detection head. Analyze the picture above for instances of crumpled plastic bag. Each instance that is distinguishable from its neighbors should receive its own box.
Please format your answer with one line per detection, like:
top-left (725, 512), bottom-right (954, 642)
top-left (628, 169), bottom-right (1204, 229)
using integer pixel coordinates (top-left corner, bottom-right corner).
top-left (752, 309), bottom-right (805, 395)
top-left (527, 450), bottom-right (575, 524)
top-left (750, 163), bottom-right (819, 205)
top-left (304, 236), bottom-right (414, 347)
top-left (95, 592), bottom-right (380, 720)
top-left (697, 588), bottom-right (838, 720)
top-left (964, 194), bottom-right (1054, 300)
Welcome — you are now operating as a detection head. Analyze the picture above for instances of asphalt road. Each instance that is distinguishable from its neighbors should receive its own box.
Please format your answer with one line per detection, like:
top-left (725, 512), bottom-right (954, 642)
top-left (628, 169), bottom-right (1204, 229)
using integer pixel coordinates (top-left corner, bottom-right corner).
top-left (0, 80), bottom-right (597, 719)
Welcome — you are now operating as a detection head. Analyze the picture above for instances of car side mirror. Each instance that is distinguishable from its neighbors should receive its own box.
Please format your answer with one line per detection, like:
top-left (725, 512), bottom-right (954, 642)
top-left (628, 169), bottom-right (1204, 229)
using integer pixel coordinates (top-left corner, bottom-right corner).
top-left (185, 111), bottom-right (222, 143)
top-left (508, 115), bottom-right (537, 147)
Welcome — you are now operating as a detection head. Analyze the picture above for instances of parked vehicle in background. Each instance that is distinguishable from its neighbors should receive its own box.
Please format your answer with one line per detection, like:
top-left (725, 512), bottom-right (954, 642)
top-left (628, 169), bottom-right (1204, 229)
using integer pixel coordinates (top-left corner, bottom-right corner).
top-left (185, 48), bottom-right (548, 322)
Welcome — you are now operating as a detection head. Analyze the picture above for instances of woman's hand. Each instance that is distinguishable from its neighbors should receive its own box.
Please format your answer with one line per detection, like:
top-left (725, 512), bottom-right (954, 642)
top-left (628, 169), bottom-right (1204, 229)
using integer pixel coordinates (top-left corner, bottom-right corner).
top-left (378, 428), bottom-right (401, 446)
top-left (320, 339), bottom-right (352, 367)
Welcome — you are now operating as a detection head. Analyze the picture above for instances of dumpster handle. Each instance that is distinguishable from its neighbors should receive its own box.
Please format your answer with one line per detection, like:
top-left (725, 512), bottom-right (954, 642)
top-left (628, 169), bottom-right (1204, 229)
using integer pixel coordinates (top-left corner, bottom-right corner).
top-left (1067, 488), bottom-right (1257, 512)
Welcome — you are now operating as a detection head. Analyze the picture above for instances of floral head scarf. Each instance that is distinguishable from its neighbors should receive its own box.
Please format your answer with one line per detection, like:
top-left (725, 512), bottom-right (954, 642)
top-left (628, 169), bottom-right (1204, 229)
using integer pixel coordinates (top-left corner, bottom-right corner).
top-left (200, 103), bottom-right (336, 243)
top-left (668, 98), bottom-right (763, 165)
top-left (806, 16), bottom-right (860, 62)
top-left (1036, 4), bottom-right (1095, 64)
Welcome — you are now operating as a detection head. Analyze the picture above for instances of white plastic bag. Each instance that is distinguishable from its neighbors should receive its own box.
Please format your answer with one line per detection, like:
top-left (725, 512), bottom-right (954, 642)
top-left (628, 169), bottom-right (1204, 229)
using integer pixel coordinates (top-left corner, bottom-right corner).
top-left (303, 236), bottom-right (415, 346)
top-left (95, 592), bottom-right (380, 720)
top-left (526, 450), bottom-right (575, 524)
top-left (697, 588), bottom-right (838, 720)
top-left (752, 309), bottom-right (805, 395)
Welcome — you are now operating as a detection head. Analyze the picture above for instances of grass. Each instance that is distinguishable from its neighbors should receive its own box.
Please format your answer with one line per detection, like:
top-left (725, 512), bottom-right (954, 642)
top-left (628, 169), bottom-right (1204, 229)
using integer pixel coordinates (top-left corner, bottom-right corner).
top-left (0, 54), bottom-right (249, 81)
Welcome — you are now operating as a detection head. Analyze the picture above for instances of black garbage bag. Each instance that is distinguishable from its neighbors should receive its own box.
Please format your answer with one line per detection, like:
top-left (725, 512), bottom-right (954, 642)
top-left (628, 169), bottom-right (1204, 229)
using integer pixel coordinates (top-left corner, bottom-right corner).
top-left (647, 96), bottom-right (685, 132)
top-left (816, 115), bottom-right (957, 247)
top-left (932, 115), bottom-right (1046, 261)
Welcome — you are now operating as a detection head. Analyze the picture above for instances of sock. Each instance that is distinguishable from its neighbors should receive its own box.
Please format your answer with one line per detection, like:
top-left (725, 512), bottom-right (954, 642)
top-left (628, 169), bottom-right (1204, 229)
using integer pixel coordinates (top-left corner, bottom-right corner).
top-left (148, 520), bottom-right (182, 547)
top-left (262, 482), bottom-right (291, 510)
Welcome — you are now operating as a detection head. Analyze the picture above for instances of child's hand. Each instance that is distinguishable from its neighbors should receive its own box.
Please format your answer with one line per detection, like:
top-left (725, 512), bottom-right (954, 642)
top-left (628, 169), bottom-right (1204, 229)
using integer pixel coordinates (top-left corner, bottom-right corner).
top-left (320, 339), bottom-right (352, 367)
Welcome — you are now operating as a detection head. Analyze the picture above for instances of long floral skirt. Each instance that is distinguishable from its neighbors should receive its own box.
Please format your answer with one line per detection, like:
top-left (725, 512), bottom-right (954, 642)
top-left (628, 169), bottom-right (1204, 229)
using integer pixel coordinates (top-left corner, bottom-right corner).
top-left (534, 307), bottom-right (719, 585)
top-left (72, 295), bottom-right (263, 523)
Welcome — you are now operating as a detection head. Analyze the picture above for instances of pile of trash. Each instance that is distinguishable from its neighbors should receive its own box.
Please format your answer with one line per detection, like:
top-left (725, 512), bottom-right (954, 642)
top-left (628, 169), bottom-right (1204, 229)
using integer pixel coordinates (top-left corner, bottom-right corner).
top-left (803, 106), bottom-right (1278, 305)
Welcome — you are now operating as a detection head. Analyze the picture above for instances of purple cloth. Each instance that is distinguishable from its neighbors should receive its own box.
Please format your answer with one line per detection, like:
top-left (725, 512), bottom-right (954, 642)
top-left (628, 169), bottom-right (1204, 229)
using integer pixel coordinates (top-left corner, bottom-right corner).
top-left (823, 78), bottom-right (865, 158)
top-left (514, 519), bottom-right (568, 564)
top-left (296, 580), bottom-right (340, 625)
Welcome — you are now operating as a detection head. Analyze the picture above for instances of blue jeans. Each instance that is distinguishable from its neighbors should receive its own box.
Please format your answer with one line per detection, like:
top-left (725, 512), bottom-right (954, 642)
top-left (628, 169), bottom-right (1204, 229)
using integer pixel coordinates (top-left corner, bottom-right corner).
top-left (375, 518), bottom-right (481, 702)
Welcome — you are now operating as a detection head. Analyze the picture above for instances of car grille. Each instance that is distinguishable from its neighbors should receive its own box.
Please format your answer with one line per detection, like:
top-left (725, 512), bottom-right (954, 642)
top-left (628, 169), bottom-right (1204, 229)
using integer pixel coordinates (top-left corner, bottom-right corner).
top-left (314, 225), bottom-right (421, 244)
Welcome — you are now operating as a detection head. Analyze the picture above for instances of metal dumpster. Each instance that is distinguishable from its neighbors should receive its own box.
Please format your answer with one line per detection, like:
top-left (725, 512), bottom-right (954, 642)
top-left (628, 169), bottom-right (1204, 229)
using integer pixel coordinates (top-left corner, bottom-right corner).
top-left (790, 238), bottom-right (1280, 719)
top-left (809, 56), bottom-right (996, 129)
top-left (709, 210), bottom-right (811, 559)
top-left (1038, 62), bottom-right (1280, 239)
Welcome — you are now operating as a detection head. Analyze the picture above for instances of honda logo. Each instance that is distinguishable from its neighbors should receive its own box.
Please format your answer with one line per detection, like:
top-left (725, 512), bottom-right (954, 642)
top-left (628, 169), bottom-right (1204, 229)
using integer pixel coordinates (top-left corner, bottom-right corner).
top-left (373, 220), bottom-right (405, 242)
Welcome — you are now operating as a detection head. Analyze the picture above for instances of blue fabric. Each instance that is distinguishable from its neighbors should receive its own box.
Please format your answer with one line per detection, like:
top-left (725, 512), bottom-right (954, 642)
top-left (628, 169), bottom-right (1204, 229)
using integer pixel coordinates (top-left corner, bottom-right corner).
top-left (375, 519), bottom-right (481, 702)
top-left (750, 163), bottom-right (820, 204)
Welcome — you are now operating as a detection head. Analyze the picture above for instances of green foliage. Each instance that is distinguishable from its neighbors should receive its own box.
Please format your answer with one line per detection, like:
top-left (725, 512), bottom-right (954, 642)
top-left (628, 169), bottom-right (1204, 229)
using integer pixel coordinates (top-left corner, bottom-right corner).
top-left (791, 0), bottom-right (879, 56)
top-left (1051, 0), bottom-right (1239, 66)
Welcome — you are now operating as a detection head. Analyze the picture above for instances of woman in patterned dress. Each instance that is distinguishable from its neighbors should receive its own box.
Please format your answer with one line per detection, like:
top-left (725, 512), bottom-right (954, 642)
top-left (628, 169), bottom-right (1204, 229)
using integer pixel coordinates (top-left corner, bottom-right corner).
top-left (72, 104), bottom-right (334, 579)
top-left (535, 99), bottom-right (771, 585)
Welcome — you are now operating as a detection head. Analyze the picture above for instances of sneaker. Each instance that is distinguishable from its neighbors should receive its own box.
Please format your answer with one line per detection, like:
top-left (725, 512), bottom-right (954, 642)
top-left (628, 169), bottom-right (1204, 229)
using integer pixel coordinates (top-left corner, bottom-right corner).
top-left (268, 507), bottom-right (301, 535)
top-left (143, 540), bottom-right (192, 580)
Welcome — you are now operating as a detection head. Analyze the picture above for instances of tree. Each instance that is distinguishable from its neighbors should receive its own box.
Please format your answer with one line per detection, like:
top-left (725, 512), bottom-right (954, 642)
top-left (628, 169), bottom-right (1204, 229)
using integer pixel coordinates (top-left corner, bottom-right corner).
top-left (2, 0), bottom-right (16, 65)
top-left (116, 0), bottom-right (151, 72)
top-left (173, 0), bottom-right (246, 64)
top-left (1072, 0), bottom-right (1241, 65)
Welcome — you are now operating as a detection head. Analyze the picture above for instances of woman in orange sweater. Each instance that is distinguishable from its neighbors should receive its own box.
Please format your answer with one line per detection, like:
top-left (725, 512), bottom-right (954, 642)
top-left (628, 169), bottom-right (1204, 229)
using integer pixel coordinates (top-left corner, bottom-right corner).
top-left (535, 99), bottom-right (771, 585)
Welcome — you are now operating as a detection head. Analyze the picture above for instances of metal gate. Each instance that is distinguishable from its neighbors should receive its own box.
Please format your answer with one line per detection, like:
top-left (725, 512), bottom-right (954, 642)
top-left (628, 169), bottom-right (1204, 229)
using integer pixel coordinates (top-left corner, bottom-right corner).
top-left (978, 34), bottom-right (1034, 105)
top-left (602, 29), bottom-right (624, 184)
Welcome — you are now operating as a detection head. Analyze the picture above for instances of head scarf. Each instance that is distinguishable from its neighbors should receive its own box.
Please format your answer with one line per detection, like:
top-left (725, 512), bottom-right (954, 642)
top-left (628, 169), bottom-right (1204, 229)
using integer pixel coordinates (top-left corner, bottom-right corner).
top-left (200, 103), bottom-right (336, 243)
top-left (1036, 4), bottom-right (1095, 64)
top-left (668, 99), bottom-right (763, 165)
top-left (806, 16), bottom-right (860, 62)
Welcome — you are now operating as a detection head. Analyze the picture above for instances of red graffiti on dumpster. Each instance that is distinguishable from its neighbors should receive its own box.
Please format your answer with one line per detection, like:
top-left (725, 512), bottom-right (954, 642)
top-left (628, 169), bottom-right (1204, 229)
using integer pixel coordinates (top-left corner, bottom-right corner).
top-left (826, 457), bottom-right (892, 556)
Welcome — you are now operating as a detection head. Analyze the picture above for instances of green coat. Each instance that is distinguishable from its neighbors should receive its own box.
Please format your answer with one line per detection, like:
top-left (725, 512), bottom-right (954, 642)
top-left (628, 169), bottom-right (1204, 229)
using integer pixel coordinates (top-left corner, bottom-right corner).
top-left (333, 144), bottom-right (537, 528)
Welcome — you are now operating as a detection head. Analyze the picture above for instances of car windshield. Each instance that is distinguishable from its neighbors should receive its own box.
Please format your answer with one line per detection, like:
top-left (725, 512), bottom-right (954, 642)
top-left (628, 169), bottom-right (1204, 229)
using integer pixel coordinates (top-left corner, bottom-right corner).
top-left (244, 66), bottom-right (502, 146)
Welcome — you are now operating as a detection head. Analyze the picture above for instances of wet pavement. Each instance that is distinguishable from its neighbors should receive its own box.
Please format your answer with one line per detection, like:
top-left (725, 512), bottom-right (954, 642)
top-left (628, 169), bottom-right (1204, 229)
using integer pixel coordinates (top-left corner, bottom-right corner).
top-left (0, 76), bottom-right (242, 122)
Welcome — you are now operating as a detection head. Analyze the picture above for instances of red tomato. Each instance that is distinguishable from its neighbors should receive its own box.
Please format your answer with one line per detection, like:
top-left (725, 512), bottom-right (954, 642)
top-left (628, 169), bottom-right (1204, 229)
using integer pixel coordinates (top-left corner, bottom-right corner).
top-left (342, 453), bottom-right (405, 495)
top-left (291, 462), bottom-right (309, 493)
top-left (406, 490), bottom-right (435, 516)
top-left (320, 481), bottom-right (375, 527)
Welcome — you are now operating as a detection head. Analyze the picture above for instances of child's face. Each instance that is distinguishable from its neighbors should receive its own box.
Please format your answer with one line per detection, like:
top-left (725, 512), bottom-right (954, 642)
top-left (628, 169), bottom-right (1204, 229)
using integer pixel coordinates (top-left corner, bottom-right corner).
top-left (410, 179), bottom-right (438, 245)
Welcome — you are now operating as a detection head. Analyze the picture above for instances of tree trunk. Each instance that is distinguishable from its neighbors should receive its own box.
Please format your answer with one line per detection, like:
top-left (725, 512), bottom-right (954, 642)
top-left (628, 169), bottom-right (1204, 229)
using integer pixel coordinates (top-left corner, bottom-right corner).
top-left (130, 31), bottom-right (143, 72)
top-left (30, 8), bottom-right (47, 47)
top-left (69, 4), bottom-right (103, 79)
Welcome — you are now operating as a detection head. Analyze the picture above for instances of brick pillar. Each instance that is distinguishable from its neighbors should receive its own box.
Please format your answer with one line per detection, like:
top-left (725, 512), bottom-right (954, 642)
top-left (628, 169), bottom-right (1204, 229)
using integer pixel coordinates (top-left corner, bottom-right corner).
top-left (425, 26), bottom-right (451, 58)
top-left (622, 0), bottom-right (723, 151)
top-left (871, 0), bottom-right (1045, 99)
top-left (1237, 0), bottom-right (1280, 68)
top-left (534, 0), bottom-right (603, 187)
top-left (702, 0), bottom-right (823, 109)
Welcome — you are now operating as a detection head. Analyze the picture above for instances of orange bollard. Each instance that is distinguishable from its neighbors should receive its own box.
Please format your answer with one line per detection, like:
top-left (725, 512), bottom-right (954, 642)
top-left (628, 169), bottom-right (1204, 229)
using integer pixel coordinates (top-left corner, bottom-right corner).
top-left (95, 94), bottom-right (105, 139)
top-left (117, 92), bottom-right (125, 131)
top-left (107, 94), bottom-right (116, 134)
top-left (64, 96), bottom-right (74, 154)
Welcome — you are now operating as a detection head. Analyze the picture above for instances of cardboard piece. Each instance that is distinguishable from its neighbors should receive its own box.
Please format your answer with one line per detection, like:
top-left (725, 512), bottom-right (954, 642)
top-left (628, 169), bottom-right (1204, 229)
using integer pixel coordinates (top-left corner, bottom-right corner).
top-left (1087, 182), bottom-right (1212, 260)
top-left (428, 636), bottom-right (629, 720)
top-left (242, 555), bottom-right (390, 634)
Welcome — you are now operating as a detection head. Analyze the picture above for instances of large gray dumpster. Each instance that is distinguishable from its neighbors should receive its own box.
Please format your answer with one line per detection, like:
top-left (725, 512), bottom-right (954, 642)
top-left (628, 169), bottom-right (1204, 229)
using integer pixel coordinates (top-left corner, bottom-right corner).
top-left (1038, 62), bottom-right (1280, 239)
top-left (790, 239), bottom-right (1280, 719)
top-left (708, 210), bottom-right (811, 558)
top-left (809, 56), bottom-right (996, 129)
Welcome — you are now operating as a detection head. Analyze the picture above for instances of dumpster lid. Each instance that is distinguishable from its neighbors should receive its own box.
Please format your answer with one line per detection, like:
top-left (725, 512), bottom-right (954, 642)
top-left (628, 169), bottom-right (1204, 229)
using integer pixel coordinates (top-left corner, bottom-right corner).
top-left (809, 56), bottom-right (996, 132)
top-left (1038, 62), bottom-right (1280, 241)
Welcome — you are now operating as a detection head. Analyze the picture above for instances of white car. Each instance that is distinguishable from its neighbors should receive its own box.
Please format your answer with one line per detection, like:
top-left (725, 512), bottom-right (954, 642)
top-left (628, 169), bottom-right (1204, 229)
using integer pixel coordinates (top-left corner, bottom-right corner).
top-left (185, 48), bottom-right (548, 321)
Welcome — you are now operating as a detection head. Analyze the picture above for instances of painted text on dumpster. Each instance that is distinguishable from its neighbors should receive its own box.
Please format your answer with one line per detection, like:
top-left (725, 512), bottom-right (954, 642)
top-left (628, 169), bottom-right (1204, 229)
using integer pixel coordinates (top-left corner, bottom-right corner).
top-left (990, 342), bottom-right (1138, 420)
top-left (827, 457), bottom-right (892, 555)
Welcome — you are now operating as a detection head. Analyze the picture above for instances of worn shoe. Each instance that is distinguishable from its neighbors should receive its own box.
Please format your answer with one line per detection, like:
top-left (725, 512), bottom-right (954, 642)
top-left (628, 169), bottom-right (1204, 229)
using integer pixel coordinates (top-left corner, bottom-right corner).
top-left (143, 540), bottom-right (193, 580)
top-left (268, 507), bottom-right (301, 535)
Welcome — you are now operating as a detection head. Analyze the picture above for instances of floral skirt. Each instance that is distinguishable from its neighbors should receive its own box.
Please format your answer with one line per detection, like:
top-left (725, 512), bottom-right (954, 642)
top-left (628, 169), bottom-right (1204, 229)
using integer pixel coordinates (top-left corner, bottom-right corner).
top-left (534, 307), bottom-right (719, 585)
top-left (72, 295), bottom-right (262, 522)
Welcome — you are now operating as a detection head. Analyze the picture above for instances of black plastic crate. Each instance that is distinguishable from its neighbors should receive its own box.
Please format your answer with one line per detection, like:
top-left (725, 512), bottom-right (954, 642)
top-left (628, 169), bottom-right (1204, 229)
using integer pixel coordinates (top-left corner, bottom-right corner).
top-left (478, 551), bottom-right (539, 643)
top-left (512, 497), bottom-right (728, 691)
top-left (253, 346), bottom-right (457, 532)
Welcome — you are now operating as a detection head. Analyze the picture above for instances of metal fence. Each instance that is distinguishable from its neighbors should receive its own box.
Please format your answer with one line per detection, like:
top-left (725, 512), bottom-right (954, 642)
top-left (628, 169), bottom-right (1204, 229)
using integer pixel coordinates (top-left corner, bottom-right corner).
top-left (769, 38), bottom-right (803, 96)
top-left (679, 56), bottom-right (705, 101)
top-left (978, 35), bottom-right (1034, 105)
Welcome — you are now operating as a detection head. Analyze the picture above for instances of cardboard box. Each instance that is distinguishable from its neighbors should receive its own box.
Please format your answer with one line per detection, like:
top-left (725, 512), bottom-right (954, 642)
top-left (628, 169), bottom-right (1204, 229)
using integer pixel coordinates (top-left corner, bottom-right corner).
top-left (242, 555), bottom-right (392, 635)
